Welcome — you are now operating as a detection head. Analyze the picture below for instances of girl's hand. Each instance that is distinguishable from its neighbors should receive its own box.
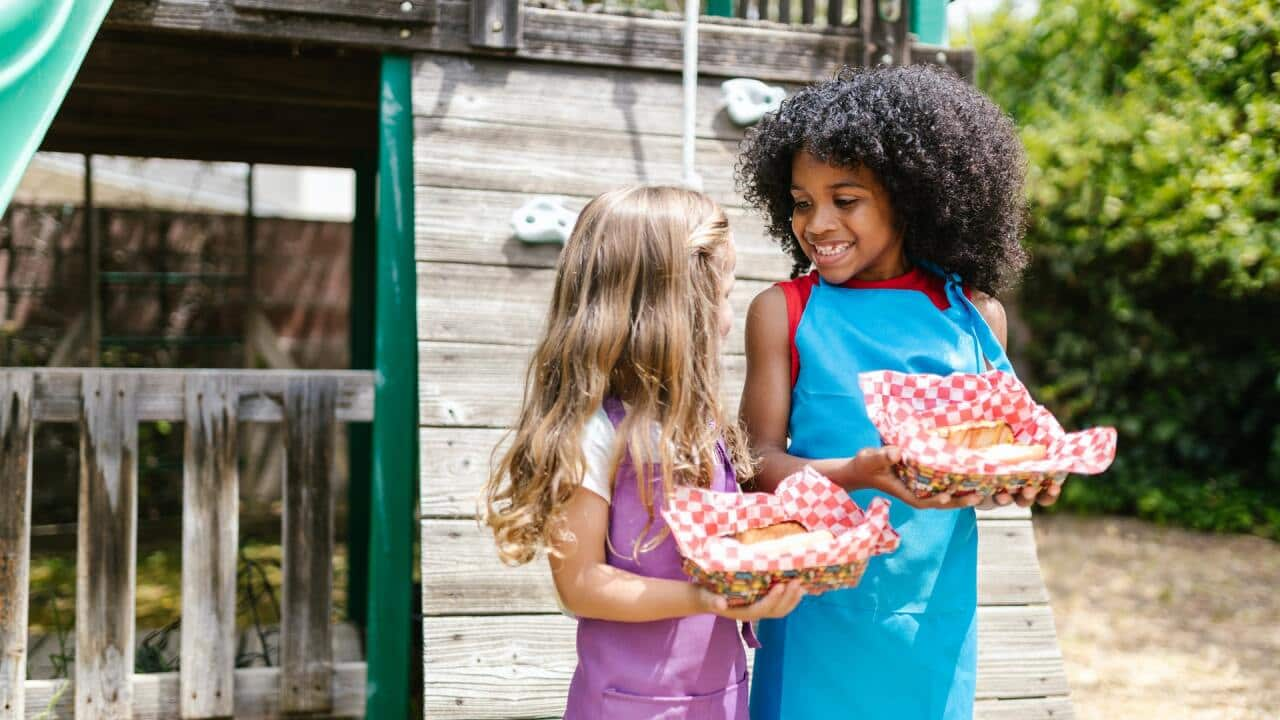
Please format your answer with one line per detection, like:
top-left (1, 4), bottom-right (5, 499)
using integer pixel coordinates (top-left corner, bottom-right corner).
top-left (990, 483), bottom-right (1061, 508)
top-left (842, 446), bottom-right (982, 510)
top-left (696, 580), bottom-right (807, 621)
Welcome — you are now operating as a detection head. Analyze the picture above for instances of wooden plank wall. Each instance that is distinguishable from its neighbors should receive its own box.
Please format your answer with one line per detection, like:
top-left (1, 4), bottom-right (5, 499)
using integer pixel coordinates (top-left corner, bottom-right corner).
top-left (414, 54), bottom-right (1072, 719)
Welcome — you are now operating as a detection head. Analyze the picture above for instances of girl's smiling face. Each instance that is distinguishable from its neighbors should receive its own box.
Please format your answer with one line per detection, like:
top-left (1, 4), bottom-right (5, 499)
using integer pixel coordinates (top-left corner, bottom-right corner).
top-left (790, 151), bottom-right (908, 284)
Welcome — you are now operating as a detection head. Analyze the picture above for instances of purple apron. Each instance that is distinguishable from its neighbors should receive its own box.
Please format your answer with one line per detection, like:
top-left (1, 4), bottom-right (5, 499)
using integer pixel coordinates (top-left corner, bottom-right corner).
top-left (563, 397), bottom-right (750, 720)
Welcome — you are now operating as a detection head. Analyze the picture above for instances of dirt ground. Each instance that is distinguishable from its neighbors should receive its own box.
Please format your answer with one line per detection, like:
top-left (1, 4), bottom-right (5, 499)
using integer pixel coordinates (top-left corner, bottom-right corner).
top-left (1035, 514), bottom-right (1280, 720)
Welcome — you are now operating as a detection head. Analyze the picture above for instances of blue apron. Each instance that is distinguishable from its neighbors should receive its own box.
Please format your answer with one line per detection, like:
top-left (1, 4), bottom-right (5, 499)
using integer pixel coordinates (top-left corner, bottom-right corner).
top-left (750, 268), bottom-right (1012, 720)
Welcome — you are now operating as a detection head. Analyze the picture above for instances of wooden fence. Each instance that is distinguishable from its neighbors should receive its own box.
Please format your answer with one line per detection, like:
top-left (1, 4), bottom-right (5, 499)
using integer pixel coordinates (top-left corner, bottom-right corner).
top-left (0, 369), bottom-right (373, 719)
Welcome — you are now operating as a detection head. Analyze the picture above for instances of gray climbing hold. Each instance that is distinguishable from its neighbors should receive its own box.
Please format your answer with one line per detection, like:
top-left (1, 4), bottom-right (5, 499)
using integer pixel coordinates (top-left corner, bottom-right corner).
top-left (721, 78), bottom-right (785, 127)
top-left (511, 196), bottom-right (578, 245)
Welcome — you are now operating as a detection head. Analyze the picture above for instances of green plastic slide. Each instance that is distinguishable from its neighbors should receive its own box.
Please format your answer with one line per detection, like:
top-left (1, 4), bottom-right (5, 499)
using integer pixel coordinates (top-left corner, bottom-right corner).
top-left (0, 0), bottom-right (113, 215)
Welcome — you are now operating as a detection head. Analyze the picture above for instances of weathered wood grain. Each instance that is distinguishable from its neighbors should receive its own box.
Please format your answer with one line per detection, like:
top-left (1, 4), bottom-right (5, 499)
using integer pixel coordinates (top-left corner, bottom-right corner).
top-left (419, 341), bottom-right (746, 427)
top-left (27, 369), bottom-right (372, 423)
top-left (420, 427), bottom-right (508, 518)
top-left (419, 429), bottom-right (1036, 523)
top-left (412, 187), bottom-right (791, 282)
top-left (232, 0), bottom-right (438, 24)
top-left (105, 0), bottom-right (456, 54)
top-left (416, 262), bottom-right (770, 353)
top-left (77, 372), bottom-right (139, 719)
top-left (407, 696), bottom-right (1072, 720)
top-left (419, 517), bottom-right (1046, 611)
top-left (22, 663), bottom-right (366, 719)
top-left (411, 55), bottom-right (799, 142)
top-left (0, 373), bottom-right (34, 720)
top-left (105, 1), bottom-right (972, 85)
top-left (974, 696), bottom-right (1074, 720)
top-left (977, 503), bottom-right (1033, 521)
top-left (413, 116), bottom-right (746, 208)
top-left (180, 375), bottom-right (239, 719)
top-left (421, 608), bottom-right (1068, 717)
top-left (469, 0), bottom-right (521, 48)
top-left (45, 86), bottom-right (375, 168)
top-left (280, 378), bottom-right (338, 713)
top-left (73, 31), bottom-right (379, 110)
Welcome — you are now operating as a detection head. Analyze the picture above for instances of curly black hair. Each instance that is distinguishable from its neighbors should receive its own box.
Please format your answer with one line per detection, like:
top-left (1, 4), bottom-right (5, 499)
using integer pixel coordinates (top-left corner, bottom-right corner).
top-left (736, 64), bottom-right (1029, 296)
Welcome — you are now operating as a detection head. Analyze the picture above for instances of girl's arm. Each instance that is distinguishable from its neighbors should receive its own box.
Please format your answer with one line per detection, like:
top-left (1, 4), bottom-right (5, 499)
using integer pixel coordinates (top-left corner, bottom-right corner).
top-left (970, 292), bottom-right (1061, 509)
top-left (740, 287), bottom-right (978, 509)
top-left (549, 486), bottom-right (806, 622)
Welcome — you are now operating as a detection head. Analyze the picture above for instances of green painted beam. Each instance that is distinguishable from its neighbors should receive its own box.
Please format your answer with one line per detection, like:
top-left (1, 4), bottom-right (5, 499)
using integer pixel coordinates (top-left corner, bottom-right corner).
top-left (707, 0), bottom-right (733, 18)
top-left (911, 0), bottom-right (948, 45)
top-left (0, 0), bottom-right (113, 215)
top-left (346, 160), bottom-right (376, 630)
top-left (366, 54), bottom-right (417, 720)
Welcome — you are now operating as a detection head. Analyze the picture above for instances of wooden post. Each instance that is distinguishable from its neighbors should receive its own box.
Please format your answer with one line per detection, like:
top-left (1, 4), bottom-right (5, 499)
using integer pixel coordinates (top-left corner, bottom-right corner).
top-left (863, 0), bottom-right (911, 66)
top-left (368, 54), bottom-right (418, 720)
top-left (0, 372), bottom-right (33, 720)
top-left (802, 0), bottom-right (816, 25)
top-left (77, 371), bottom-right (139, 719)
top-left (180, 374), bottom-right (239, 719)
top-left (469, 0), bottom-right (522, 49)
top-left (243, 164), bottom-right (257, 369)
top-left (85, 155), bottom-right (101, 366)
top-left (346, 160), bottom-right (377, 631)
top-left (828, 0), bottom-right (845, 28)
top-left (280, 376), bottom-right (337, 713)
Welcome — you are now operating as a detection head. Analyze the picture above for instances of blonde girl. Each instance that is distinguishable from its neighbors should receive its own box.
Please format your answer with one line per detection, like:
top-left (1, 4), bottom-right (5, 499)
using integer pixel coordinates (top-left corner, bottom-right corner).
top-left (484, 185), bottom-right (805, 719)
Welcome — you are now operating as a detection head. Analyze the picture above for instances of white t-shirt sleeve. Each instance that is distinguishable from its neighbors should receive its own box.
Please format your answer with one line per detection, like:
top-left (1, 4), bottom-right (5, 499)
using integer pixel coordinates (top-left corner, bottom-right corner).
top-left (579, 405), bottom-right (616, 503)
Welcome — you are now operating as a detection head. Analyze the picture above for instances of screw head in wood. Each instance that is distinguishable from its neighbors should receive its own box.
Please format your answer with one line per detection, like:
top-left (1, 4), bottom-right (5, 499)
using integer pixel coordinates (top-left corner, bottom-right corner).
top-left (881, 53), bottom-right (893, 65)
top-left (936, 51), bottom-right (947, 63)
top-left (491, 20), bottom-right (504, 32)
top-left (399, 27), bottom-right (412, 38)
top-left (400, 0), bottom-right (413, 10)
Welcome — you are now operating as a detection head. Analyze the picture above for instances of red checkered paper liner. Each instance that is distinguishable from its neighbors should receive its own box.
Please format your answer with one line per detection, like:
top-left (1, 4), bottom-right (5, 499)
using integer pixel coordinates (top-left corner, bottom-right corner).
top-left (858, 370), bottom-right (1117, 476)
top-left (661, 466), bottom-right (900, 574)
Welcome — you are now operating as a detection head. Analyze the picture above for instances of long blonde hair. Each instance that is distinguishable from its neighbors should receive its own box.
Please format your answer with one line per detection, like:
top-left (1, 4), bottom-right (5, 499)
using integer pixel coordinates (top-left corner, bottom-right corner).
top-left (484, 185), bottom-right (753, 566)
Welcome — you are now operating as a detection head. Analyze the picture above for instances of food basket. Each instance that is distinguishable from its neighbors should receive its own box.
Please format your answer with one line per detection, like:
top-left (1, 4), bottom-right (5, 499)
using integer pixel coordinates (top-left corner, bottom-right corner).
top-left (661, 466), bottom-right (899, 606)
top-left (858, 370), bottom-right (1117, 499)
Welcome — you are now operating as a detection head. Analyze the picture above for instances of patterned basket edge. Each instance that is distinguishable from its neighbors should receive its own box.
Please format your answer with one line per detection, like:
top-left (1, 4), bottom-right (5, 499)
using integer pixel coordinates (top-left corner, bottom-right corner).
top-left (682, 557), bottom-right (870, 607)
top-left (896, 461), bottom-right (1068, 498)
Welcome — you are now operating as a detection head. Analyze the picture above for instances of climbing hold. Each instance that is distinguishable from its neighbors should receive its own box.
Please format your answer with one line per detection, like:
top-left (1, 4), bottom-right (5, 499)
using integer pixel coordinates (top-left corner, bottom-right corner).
top-left (721, 78), bottom-right (785, 127)
top-left (511, 196), bottom-right (577, 245)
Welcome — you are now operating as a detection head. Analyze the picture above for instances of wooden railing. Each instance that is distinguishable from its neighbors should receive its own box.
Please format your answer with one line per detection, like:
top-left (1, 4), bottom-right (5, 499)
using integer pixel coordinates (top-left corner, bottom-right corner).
top-left (0, 369), bottom-right (374, 719)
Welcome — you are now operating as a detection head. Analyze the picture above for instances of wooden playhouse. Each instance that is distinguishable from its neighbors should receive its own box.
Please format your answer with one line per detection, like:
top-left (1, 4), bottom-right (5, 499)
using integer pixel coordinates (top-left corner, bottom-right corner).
top-left (0, 0), bottom-right (1072, 718)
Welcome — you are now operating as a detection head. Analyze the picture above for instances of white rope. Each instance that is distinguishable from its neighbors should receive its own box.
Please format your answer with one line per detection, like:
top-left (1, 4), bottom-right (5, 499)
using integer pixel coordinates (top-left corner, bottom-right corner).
top-left (681, 0), bottom-right (702, 191)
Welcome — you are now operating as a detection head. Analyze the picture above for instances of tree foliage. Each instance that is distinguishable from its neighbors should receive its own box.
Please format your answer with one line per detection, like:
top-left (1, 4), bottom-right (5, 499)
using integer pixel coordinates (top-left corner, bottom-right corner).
top-left (973, 0), bottom-right (1280, 535)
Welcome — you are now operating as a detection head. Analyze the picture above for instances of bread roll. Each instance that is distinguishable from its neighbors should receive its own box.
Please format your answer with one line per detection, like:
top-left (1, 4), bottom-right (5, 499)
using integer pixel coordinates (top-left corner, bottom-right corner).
top-left (933, 420), bottom-right (1015, 447)
top-left (973, 443), bottom-right (1047, 464)
top-left (741, 529), bottom-right (836, 555)
top-left (734, 521), bottom-right (807, 545)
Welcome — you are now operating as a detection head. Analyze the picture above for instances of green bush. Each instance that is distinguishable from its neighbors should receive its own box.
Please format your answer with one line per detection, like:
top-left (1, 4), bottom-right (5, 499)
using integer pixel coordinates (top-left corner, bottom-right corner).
top-left (971, 0), bottom-right (1280, 537)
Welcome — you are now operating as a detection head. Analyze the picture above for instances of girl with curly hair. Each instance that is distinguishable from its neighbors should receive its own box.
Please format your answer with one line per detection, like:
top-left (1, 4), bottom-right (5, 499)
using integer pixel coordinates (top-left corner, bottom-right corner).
top-left (736, 65), bottom-right (1054, 719)
top-left (484, 186), bottom-right (806, 719)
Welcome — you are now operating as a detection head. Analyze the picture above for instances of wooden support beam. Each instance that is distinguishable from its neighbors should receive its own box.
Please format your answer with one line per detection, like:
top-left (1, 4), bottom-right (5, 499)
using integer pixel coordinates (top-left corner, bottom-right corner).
top-left (232, 0), bottom-right (439, 25)
top-left (23, 664), bottom-right (367, 719)
top-left (104, 1), bottom-right (973, 85)
top-left (421, 610), bottom-right (1070, 718)
top-left (26, 369), bottom-right (372, 423)
top-left (863, 0), bottom-right (911, 67)
top-left (829, 0), bottom-right (845, 28)
top-left (77, 372), bottom-right (139, 719)
top-left (180, 375), bottom-right (239, 719)
top-left (0, 373), bottom-right (33, 720)
top-left (469, 0), bottom-right (522, 49)
top-left (280, 377), bottom-right (338, 713)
